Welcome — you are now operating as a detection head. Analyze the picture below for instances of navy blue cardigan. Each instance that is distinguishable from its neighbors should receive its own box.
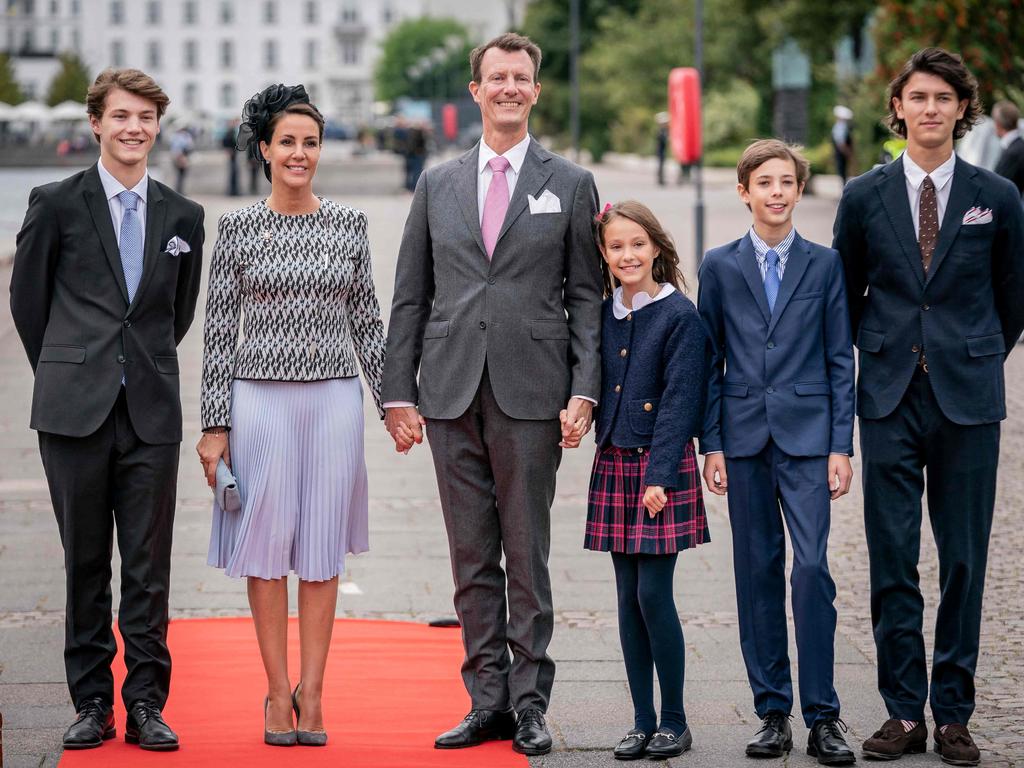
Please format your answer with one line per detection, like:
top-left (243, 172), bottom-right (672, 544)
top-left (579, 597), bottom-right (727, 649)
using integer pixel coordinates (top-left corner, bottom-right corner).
top-left (594, 290), bottom-right (711, 488)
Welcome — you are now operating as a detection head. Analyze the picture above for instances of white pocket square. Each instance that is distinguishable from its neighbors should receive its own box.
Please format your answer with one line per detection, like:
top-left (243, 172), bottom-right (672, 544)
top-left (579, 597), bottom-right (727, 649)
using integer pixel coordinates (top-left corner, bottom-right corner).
top-left (528, 189), bottom-right (561, 214)
top-left (164, 236), bottom-right (191, 256)
top-left (962, 207), bottom-right (993, 225)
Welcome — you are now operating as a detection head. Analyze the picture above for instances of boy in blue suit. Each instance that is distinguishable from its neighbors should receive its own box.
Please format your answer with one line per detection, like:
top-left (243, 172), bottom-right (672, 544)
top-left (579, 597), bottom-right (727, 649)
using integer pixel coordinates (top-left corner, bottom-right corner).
top-left (698, 140), bottom-right (856, 765)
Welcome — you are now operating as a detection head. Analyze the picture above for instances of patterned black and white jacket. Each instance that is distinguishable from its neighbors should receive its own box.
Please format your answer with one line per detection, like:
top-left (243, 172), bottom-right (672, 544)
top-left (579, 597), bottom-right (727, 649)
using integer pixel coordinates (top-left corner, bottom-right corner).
top-left (200, 198), bottom-right (385, 429)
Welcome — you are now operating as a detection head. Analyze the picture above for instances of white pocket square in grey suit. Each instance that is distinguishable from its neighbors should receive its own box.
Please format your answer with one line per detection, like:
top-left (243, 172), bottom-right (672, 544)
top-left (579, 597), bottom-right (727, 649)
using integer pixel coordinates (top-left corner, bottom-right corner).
top-left (528, 189), bottom-right (561, 214)
top-left (164, 235), bottom-right (191, 256)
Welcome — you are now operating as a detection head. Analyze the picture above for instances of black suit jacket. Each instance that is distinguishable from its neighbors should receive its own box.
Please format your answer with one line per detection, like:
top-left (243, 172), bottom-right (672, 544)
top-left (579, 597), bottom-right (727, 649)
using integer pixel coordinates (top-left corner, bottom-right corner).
top-left (10, 164), bottom-right (205, 443)
top-left (833, 155), bottom-right (1024, 425)
top-left (994, 135), bottom-right (1024, 195)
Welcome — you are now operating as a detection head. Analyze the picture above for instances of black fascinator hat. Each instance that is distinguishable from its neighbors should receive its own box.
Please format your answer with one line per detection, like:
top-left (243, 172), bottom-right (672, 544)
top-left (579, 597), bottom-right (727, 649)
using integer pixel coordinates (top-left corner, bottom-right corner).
top-left (236, 84), bottom-right (322, 181)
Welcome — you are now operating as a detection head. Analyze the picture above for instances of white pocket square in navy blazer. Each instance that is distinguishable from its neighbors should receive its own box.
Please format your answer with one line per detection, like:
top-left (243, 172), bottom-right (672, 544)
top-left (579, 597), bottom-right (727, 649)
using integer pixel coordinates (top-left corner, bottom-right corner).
top-left (164, 235), bottom-right (191, 255)
top-left (962, 207), bottom-right (993, 225)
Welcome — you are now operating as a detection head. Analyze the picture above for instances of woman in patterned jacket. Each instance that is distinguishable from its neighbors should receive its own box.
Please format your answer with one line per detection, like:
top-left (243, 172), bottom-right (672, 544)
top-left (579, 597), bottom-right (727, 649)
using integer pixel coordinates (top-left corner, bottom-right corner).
top-left (196, 84), bottom-right (385, 747)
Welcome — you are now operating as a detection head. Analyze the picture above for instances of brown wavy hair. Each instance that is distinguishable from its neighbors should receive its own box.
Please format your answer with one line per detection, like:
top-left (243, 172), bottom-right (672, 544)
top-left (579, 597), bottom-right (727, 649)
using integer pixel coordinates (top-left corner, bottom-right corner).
top-left (86, 68), bottom-right (169, 143)
top-left (887, 47), bottom-right (981, 140)
top-left (595, 200), bottom-right (686, 298)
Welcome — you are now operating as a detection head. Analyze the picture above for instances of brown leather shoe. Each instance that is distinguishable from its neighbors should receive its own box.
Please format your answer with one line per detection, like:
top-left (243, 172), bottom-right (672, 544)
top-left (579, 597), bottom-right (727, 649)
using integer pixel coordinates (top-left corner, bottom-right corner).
top-left (861, 719), bottom-right (926, 760)
top-left (933, 724), bottom-right (980, 766)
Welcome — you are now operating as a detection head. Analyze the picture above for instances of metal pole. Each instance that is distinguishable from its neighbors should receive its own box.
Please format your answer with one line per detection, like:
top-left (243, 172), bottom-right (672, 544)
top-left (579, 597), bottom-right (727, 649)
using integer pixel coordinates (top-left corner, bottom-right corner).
top-left (694, 0), bottom-right (705, 268)
top-left (569, 0), bottom-right (580, 162)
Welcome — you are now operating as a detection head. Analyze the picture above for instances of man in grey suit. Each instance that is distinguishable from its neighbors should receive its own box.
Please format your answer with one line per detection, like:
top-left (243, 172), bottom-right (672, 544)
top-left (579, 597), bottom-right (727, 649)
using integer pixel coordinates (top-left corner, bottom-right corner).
top-left (381, 32), bottom-right (603, 756)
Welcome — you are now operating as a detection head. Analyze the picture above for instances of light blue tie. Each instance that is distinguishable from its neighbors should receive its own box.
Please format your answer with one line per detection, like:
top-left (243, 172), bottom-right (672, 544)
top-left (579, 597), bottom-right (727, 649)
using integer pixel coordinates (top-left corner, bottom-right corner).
top-left (764, 249), bottom-right (781, 313)
top-left (117, 190), bottom-right (143, 302)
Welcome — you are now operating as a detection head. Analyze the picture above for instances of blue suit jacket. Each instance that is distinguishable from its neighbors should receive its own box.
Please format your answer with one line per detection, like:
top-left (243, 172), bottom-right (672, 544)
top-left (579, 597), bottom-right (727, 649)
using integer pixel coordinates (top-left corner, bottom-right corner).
top-left (698, 232), bottom-right (855, 458)
top-left (833, 156), bottom-right (1024, 424)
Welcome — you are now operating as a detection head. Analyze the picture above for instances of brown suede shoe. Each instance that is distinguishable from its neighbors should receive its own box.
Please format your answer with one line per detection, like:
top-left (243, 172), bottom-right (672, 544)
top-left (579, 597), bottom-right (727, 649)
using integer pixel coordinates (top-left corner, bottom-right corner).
top-left (861, 719), bottom-right (926, 760)
top-left (933, 724), bottom-right (980, 766)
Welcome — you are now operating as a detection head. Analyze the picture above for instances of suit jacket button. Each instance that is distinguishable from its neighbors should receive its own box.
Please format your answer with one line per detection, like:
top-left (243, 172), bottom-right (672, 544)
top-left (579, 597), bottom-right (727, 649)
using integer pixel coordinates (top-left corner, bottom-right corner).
top-left (766, 386), bottom-right (775, 394)
top-left (309, 342), bottom-right (318, 356)
top-left (123, 320), bottom-right (131, 328)
top-left (912, 344), bottom-right (920, 353)
top-left (117, 354), bottom-right (126, 363)
top-left (767, 341), bottom-right (775, 349)
top-left (637, 447), bottom-right (644, 454)
top-left (626, 313), bottom-right (633, 321)
top-left (488, 278), bottom-right (495, 285)
top-left (643, 402), bottom-right (653, 412)
top-left (620, 348), bottom-right (628, 357)
top-left (922, 304), bottom-right (930, 311)
top-left (479, 321), bottom-right (487, 329)
top-left (614, 384), bottom-right (622, 393)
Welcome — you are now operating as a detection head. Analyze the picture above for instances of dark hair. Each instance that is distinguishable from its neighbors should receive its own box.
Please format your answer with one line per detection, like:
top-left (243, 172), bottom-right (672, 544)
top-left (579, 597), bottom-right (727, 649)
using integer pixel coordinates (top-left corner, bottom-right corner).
top-left (992, 100), bottom-right (1020, 132)
top-left (470, 32), bottom-right (542, 83)
top-left (887, 47), bottom-right (981, 140)
top-left (736, 138), bottom-right (810, 190)
top-left (594, 200), bottom-right (686, 298)
top-left (86, 68), bottom-right (169, 143)
top-left (236, 84), bottom-right (325, 181)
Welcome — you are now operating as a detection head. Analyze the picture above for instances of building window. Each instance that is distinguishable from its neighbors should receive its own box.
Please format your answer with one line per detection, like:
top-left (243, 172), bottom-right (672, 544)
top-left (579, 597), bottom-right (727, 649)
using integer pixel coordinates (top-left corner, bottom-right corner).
top-left (304, 0), bottom-right (317, 24)
top-left (50, 27), bottom-right (59, 51)
top-left (71, 0), bottom-right (79, 14)
top-left (220, 40), bottom-right (233, 68)
top-left (184, 82), bottom-right (198, 109)
top-left (307, 83), bottom-right (318, 105)
top-left (221, 83), bottom-right (235, 110)
top-left (147, 40), bottom-right (161, 70)
top-left (71, 28), bottom-right (80, 51)
top-left (21, 29), bottom-right (35, 53)
top-left (184, 39), bottom-right (198, 70)
top-left (342, 40), bottom-right (360, 65)
top-left (50, 0), bottom-right (58, 14)
top-left (263, 1), bottom-right (275, 24)
top-left (381, 4), bottom-right (393, 24)
top-left (264, 40), bottom-right (276, 69)
top-left (305, 40), bottom-right (317, 69)
top-left (183, 0), bottom-right (197, 25)
top-left (219, 1), bottom-right (233, 24)
top-left (341, 2), bottom-right (358, 22)
top-left (146, 0), bottom-right (160, 24)
top-left (111, 39), bottom-right (124, 66)
top-left (109, 0), bottom-right (123, 25)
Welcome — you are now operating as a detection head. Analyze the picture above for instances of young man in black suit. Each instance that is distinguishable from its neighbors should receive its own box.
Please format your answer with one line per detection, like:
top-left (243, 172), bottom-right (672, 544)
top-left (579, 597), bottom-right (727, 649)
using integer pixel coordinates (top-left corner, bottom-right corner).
top-left (833, 48), bottom-right (1024, 766)
top-left (9, 69), bottom-right (205, 752)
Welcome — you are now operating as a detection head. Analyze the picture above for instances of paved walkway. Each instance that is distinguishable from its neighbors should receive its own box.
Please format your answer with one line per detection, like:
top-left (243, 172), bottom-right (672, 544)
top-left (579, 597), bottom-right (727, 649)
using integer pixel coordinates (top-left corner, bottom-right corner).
top-left (0, 159), bottom-right (1020, 767)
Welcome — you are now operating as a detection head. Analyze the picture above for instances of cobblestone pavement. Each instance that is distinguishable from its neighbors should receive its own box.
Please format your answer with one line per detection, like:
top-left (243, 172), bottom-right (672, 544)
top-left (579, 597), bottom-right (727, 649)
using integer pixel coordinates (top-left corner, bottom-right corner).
top-left (0, 157), bottom-right (1020, 767)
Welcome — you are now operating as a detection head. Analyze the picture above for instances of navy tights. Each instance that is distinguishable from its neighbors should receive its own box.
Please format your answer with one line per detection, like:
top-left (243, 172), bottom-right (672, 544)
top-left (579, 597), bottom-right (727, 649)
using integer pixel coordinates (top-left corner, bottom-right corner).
top-left (611, 552), bottom-right (686, 735)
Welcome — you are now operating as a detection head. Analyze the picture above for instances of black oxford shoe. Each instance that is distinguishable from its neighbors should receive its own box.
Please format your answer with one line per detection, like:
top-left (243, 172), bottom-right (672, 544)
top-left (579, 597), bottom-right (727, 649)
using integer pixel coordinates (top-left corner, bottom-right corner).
top-left (125, 701), bottom-right (179, 751)
top-left (746, 711), bottom-right (793, 758)
top-left (613, 729), bottom-right (650, 760)
top-left (63, 697), bottom-right (115, 749)
top-left (513, 708), bottom-right (552, 756)
top-left (808, 718), bottom-right (856, 765)
top-left (434, 708), bottom-right (515, 749)
top-left (646, 726), bottom-right (693, 760)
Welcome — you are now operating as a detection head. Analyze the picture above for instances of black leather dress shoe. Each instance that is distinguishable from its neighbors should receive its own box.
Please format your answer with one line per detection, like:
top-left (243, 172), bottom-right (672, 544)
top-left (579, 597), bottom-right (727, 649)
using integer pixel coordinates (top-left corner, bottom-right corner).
top-left (434, 708), bottom-right (515, 749)
top-left (808, 718), bottom-right (856, 765)
top-left (63, 698), bottom-right (115, 749)
top-left (746, 711), bottom-right (793, 757)
top-left (125, 701), bottom-right (179, 751)
top-left (646, 727), bottom-right (693, 760)
top-left (513, 708), bottom-right (552, 756)
top-left (613, 729), bottom-right (650, 760)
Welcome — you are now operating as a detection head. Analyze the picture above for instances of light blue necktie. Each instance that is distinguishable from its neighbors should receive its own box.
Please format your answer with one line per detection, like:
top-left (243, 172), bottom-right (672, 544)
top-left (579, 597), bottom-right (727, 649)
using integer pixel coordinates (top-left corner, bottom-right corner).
top-left (764, 249), bottom-right (781, 313)
top-left (117, 190), bottom-right (143, 302)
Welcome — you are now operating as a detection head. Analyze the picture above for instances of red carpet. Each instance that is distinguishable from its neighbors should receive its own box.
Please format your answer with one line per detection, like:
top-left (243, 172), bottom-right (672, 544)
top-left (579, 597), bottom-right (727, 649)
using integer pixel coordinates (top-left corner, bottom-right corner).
top-left (60, 617), bottom-right (528, 767)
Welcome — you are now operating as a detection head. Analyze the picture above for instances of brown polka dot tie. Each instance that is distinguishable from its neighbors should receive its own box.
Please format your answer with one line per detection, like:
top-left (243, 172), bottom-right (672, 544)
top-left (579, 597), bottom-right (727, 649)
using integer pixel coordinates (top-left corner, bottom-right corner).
top-left (919, 175), bottom-right (938, 272)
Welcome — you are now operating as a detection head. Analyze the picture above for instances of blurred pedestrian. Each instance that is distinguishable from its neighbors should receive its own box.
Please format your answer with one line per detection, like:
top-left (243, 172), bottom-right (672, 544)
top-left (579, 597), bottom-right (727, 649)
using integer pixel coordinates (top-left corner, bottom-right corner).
top-left (222, 119), bottom-right (240, 196)
top-left (992, 100), bottom-right (1024, 196)
top-left (831, 105), bottom-right (854, 185)
top-left (169, 125), bottom-right (194, 194)
top-left (405, 120), bottom-right (429, 191)
top-left (655, 112), bottom-right (669, 186)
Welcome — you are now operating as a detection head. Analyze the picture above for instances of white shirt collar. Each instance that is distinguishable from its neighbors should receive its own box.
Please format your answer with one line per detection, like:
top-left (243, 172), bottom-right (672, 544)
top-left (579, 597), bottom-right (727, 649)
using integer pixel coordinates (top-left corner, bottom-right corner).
top-left (1000, 128), bottom-right (1020, 150)
top-left (478, 134), bottom-right (531, 177)
top-left (748, 226), bottom-right (796, 264)
top-left (902, 151), bottom-right (956, 193)
top-left (97, 158), bottom-right (148, 203)
top-left (612, 283), bottom-right (676, 319)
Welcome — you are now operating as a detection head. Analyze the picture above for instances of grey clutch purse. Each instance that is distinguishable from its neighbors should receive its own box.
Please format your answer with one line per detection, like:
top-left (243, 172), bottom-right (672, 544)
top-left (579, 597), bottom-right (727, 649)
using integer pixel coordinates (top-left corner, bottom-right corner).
top-left (215, 459), bottom-right (241, 513)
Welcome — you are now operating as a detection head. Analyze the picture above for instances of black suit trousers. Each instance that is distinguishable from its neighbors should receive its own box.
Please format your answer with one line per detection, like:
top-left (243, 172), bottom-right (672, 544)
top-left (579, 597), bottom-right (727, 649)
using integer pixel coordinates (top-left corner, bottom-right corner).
top-left (38, 390), bottom-right (179, 711)
top-left (860, 369), bottom-right (999, 726)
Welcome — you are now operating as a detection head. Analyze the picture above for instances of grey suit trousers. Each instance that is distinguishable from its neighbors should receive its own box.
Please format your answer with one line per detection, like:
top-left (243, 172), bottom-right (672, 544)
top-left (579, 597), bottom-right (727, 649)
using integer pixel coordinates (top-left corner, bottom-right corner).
top-left (427, 367), bottom-right (562, 713)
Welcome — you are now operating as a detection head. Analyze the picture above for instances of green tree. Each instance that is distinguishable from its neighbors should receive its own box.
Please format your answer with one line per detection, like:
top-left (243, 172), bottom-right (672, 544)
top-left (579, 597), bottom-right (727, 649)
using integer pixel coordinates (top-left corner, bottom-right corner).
top-left (373, 18), bottom-right (473, 103)
top-left (0, 53), bottom-right (24, 105)
top-left (46, 52), bottom-right (91, 106)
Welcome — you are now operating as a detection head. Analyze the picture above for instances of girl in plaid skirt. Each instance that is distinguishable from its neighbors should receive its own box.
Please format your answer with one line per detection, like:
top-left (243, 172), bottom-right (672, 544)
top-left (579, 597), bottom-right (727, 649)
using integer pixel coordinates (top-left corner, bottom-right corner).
top-left (584, 201), bottom-right (711, 760)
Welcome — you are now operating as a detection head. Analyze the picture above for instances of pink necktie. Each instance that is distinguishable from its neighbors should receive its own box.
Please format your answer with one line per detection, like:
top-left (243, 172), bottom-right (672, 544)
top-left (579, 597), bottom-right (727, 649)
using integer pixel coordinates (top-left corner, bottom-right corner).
top-left (481, 155), bottom-right (511, 259)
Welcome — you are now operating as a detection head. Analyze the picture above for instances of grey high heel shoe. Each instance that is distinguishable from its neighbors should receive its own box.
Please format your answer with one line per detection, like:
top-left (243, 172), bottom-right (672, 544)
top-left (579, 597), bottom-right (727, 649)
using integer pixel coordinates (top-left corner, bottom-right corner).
top-left (292, 683), bottom-right (328, 746)
top-left (264, 696), bottom-right (297, 746)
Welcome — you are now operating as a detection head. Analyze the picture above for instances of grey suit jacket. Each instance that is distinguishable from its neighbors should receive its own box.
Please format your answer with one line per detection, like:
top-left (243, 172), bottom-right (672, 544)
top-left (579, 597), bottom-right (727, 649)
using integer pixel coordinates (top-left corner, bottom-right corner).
top-left (382, 138), bottom-right (603, 420)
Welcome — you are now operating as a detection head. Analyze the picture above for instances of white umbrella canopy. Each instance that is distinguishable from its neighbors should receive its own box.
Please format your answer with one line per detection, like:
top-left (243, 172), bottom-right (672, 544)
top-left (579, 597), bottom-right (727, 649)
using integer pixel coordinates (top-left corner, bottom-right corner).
top-left (0, 102), bottom-right (15, 121)
top-left (10, 100), bottom-right (52, 122)
top-left (50, 100), bottom-right (87, 121)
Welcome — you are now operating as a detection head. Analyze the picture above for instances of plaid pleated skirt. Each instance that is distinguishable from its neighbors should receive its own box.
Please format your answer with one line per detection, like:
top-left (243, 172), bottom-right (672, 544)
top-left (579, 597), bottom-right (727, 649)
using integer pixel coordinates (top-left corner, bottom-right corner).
top-left (585, 442), bottom-right (710, 555)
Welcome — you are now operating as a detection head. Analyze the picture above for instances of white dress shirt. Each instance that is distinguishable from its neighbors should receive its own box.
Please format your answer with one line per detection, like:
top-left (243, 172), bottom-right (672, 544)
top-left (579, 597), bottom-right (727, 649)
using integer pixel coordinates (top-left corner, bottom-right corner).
top-left (477, 134), bottom-right (531, 223)
top-left (748, 226), bottom-right (796, 281)
top-left (97, 159), bottom-right (149, 247)
top-left (903, 151), bottom-right (956, 239)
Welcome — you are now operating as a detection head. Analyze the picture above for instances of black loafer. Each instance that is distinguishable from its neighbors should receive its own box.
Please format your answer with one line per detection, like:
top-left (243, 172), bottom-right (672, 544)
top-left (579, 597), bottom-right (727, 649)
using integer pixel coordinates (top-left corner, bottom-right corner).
top-left (613, 729), bottom-right (650, 760)
top-left (747, 711), bottom-right (793, 757)
top-left (434, 708), bottom-right (515, 749)
top-left (63, 697), bottom-right (115, 749)
top-left (646, 726), bottom-right (693, 760)
top-left (808, 718), bottom-right (856, 765)
top-left (513, 708), bottom-right (552, 756)
top-left (125, 701), bottom-right (179, 751)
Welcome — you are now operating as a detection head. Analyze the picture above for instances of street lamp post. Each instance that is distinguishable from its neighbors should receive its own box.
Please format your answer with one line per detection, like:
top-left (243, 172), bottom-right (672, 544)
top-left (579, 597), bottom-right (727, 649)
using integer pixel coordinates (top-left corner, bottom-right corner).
top-left (569, 0), bottom-right (580, 162)
top-left (694, 0), bottom-right (705, 267)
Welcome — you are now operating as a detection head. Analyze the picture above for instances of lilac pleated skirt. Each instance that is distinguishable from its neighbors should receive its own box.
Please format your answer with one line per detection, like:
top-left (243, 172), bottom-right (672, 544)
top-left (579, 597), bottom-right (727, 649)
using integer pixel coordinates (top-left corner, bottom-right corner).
top-left (207, 377), bottom-right (369, 582)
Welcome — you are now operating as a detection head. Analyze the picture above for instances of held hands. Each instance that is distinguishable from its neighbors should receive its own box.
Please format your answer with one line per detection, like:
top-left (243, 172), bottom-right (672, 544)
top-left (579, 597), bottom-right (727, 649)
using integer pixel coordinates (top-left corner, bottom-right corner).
top-left (385, 406), bottom-right (426, 454)
top-left (643, 485), bottom-right (667, 517)
top-left (196, 431), bottom-right (230, 488)
top-left (828, 453), bottom-right (853, 500)
top-left (559, 397), bottom-right (594, 449)
top-left (702, 454), bottom-right (728, 495)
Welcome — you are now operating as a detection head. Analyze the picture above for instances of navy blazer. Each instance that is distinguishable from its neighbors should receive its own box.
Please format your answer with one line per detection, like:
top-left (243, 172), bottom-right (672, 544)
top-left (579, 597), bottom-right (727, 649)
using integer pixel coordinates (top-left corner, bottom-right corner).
top-left (594, 291), bottom-right (710, 489)
top-left (833, 156), bottom-right (1024, 424)
top-left (698, 232), bottom-right (855, 458)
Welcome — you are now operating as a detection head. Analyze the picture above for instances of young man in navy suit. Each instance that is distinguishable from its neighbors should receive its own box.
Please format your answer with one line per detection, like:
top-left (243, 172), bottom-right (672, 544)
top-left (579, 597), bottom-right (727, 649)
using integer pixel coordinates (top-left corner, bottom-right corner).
top-left (699, 140), bottom-right (856, 766)
top-left (834, 48), bottom-right (1024, 766)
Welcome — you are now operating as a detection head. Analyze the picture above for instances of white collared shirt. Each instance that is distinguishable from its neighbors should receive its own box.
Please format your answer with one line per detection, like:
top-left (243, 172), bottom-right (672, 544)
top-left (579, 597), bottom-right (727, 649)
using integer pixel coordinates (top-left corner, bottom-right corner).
top-left (903, 151), bottom-right (956, 239)
top-left (612, 283), bottom-right (676, 319)
top-left (97, 159), bottom-right (149, 247)
top-left (1000, 128), bottom-right (1020, 150)
top-left (477, 134), bottom-right (531, 224)
top-left (749, 226), bottom-right (795, 282)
